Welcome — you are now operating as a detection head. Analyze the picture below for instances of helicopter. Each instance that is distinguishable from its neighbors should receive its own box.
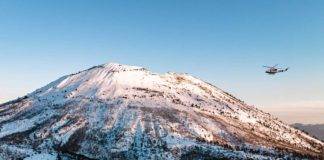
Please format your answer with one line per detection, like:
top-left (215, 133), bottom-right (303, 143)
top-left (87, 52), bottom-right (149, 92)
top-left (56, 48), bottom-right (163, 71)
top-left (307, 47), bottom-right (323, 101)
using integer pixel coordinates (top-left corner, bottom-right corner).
top-left (263, 64), bottom-right (289, 75)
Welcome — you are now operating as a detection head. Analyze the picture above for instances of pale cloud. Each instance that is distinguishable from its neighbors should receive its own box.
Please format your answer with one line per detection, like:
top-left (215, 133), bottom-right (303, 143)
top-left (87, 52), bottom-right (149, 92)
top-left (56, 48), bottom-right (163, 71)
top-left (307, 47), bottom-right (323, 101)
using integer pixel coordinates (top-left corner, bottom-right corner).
top-left (261, 100), bottom-right (324, 124)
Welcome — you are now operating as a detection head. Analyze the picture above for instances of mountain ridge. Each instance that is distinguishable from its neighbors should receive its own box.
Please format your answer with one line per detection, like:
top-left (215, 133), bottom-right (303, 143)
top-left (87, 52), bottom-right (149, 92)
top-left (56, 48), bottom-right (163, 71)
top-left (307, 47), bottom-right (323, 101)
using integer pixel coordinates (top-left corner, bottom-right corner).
top-left (292, 123), bottom-right (324, 141)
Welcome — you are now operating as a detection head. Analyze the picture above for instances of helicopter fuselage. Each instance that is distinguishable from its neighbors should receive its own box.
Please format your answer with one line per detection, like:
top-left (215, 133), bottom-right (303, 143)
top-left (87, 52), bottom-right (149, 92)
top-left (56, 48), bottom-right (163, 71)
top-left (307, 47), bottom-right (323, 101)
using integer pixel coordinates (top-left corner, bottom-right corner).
top-left (265, 68), bottom-right (288, 75)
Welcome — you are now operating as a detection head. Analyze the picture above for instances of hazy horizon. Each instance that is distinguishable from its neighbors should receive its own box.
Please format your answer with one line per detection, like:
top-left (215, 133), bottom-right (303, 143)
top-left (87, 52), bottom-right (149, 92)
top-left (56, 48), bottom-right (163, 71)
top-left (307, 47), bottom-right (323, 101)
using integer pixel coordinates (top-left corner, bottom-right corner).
top-left (1, 0), bottom-right (324, 124)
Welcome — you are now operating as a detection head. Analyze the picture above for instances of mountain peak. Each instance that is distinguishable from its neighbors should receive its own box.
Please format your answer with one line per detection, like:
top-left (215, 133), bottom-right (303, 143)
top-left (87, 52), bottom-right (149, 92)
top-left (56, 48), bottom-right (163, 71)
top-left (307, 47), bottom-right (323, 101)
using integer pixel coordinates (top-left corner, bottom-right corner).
top-left (102, 62), bottom-right (146, 72)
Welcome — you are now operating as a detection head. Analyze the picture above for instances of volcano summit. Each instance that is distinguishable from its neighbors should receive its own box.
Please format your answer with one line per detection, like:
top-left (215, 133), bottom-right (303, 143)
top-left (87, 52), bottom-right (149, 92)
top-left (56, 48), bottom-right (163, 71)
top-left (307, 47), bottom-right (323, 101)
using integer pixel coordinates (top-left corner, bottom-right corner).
top-left (0, 63), bottom-right (323, 159)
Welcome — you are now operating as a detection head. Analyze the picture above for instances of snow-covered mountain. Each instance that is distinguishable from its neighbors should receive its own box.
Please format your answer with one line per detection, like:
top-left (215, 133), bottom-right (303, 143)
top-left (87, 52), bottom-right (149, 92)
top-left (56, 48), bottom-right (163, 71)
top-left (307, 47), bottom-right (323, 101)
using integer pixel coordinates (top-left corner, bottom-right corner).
top-left (0, 63), bottom-right (323, 159)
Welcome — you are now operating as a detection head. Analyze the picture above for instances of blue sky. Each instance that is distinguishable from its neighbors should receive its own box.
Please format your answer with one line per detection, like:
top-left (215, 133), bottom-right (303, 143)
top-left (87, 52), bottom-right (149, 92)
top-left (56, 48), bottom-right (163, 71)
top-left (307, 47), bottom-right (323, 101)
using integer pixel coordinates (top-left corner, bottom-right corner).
top-left (0, 0), bottom-right (323, 123)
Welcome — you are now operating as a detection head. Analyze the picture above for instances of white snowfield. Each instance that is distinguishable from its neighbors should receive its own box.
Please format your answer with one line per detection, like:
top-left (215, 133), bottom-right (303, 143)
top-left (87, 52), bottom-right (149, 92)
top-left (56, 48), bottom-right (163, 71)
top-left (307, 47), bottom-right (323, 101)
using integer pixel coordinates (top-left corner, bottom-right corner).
top-left (0, 63), bottom-right (323, 159)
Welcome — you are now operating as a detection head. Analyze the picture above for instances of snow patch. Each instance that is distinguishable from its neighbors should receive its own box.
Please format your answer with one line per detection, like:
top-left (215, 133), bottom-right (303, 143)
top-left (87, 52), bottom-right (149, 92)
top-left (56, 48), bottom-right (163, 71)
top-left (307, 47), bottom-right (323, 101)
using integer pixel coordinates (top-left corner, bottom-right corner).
top-left (24, 153), bottom-right (57, 160)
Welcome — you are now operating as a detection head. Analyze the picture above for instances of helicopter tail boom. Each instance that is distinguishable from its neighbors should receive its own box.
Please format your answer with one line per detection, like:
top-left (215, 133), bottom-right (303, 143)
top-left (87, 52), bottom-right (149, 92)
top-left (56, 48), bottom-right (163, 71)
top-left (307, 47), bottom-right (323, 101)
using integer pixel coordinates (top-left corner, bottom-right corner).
top-left (278, 67), bottom-right (289, 72)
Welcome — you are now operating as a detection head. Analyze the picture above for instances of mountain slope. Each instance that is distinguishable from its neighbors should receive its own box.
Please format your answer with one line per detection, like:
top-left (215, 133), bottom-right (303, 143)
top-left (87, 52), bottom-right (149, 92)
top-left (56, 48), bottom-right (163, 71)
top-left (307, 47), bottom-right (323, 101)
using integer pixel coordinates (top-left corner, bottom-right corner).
top-left (292, 123), bottom-right (324, 141)
top-left (0, 63), bottom-right (323, 159)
